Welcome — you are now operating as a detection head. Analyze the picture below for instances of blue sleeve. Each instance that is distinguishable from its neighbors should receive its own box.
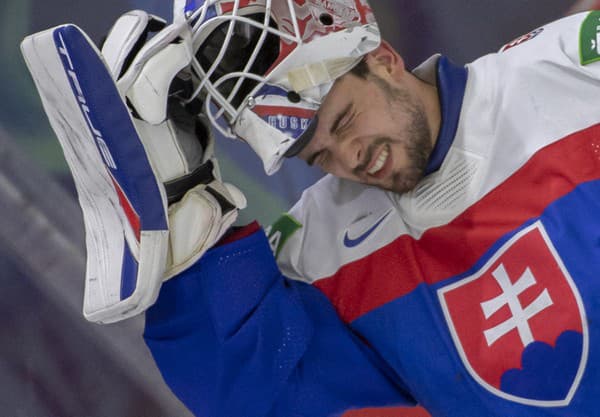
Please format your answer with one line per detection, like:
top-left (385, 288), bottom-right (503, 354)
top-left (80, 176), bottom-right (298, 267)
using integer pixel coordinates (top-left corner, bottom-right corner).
top-left (144, 229), bottom-right (414, 417)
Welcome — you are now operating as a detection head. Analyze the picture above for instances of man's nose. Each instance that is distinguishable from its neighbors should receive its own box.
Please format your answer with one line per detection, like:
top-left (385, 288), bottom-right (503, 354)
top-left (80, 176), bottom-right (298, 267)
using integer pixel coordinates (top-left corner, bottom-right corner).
top-left (332, 136), bottom-right (363, 171)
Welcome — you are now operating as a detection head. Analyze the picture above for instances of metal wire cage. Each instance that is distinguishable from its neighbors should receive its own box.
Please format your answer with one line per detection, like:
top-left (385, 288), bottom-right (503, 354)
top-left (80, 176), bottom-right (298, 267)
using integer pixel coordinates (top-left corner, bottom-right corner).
top-left (174, 0), bottom-right (380, 173)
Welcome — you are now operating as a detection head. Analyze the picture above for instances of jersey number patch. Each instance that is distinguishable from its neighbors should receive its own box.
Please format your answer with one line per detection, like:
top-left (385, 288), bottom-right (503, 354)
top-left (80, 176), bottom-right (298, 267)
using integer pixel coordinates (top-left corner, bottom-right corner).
top-left (580, 10), bottom-right (600, 66)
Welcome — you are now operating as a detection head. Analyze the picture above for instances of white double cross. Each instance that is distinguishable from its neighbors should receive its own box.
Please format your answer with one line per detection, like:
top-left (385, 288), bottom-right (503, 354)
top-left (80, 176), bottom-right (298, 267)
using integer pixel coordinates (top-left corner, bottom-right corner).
top-left (481, 264), bottom-right (554, 348)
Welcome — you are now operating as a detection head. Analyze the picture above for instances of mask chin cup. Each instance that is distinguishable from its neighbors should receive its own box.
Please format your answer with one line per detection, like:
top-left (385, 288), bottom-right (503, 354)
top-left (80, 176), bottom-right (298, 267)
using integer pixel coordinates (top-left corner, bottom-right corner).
top-left (233, 107), bottom-right (292, 175)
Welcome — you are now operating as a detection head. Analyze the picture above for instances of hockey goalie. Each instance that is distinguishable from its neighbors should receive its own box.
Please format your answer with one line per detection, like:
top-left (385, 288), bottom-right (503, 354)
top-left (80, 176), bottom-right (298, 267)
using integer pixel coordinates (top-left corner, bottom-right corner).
top-left (20, 0), bottom-right (378, 324)
top-left (21, 1), bottom-right (600, 416)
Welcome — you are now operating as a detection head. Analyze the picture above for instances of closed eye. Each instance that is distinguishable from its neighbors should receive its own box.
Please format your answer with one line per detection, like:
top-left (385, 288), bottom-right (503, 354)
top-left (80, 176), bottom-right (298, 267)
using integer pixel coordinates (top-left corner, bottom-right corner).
top-left (330, 103), bottom-right (353, 136)
top-left (305, 102), bottom-right (353, 167)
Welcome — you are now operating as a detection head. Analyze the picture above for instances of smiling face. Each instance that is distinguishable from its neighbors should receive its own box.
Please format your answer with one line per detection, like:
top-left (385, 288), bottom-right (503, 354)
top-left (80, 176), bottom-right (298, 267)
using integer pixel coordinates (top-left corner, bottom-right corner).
top-left (297, 42), bottom-right (440, 194)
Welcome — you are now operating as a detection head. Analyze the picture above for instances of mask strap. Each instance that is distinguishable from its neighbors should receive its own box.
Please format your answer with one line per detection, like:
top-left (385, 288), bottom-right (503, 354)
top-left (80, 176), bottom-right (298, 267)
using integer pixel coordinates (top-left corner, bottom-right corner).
top-left (287, 57), bottom-right (360, 92)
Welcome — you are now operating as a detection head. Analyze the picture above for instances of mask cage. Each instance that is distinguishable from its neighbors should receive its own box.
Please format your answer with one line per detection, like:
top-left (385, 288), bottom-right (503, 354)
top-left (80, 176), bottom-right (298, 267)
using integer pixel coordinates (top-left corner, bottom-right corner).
top-left (182, 0), bottom-right (303, 141)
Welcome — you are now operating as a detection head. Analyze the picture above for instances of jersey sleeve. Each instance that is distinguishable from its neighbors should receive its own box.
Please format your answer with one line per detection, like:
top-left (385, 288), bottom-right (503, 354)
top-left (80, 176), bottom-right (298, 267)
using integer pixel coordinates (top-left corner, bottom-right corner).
top-left (143, 228), bottom-right (414, 417)
top-left (555, 10), bottom-right (600, 76)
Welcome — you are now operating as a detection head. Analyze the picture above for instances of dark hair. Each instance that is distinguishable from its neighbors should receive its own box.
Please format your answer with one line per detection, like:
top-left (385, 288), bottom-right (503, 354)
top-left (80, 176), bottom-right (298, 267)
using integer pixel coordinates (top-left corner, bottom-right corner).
top-left (349, 57), bottom-right (369, 79)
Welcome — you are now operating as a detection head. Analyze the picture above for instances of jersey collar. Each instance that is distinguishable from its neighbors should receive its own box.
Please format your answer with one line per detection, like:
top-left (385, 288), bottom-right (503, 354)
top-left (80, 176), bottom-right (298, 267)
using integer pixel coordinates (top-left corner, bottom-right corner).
top-left (414, 55), bottom-right (468, 176)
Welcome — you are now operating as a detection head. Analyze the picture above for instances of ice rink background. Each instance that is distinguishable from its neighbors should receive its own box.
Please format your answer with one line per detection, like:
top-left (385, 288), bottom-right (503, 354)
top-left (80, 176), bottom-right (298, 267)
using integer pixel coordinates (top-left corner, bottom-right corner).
top-left (0, 1), bottom-right (580, 416)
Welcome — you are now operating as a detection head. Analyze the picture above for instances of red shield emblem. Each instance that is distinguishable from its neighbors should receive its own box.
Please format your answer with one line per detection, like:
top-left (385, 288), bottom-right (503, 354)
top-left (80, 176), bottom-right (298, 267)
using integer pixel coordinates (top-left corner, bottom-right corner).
top-left (438, 221), bottom-right (588, 406)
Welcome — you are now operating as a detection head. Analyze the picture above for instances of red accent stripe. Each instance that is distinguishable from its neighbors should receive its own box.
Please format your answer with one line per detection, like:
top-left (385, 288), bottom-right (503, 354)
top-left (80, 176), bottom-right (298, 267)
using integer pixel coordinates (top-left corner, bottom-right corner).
top-left (314, 124), bottom-right (600, 323)
top-left (219, 0), bottom-right (255, 14)
top-left (109, 174), bottom-right (141, 242)
top-left (217, 221), bottom-right (261, 246)
top-left (253, 104), bottom-right (316, 119)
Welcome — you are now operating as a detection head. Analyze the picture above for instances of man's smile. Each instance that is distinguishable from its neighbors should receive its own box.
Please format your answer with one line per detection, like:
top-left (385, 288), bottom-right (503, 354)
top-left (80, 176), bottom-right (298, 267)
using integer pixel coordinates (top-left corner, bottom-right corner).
top-left (367, 145), bottom-right (391, 176)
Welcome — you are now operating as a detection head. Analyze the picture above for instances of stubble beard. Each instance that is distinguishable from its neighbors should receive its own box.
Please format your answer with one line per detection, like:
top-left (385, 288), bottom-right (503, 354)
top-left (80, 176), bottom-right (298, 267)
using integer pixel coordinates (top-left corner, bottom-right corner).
top-left (367, 74), bottom-right (433, 194)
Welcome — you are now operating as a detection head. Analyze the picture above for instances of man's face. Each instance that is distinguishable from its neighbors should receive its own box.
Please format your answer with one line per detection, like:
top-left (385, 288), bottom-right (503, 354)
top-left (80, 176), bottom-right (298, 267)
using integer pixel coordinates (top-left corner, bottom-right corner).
top-left (297, 65), bottom-right (434, 194)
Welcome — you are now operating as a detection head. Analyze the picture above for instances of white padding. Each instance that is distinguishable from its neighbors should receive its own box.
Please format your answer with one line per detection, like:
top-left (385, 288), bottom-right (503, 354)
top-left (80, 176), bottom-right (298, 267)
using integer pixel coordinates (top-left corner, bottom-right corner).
top-left (21, 25), bottom-right (170, 324)
top-left (102, 11), bottom-right (152, 78)
top-left (165, 181), bottom-right (244, 279)
top-left (234, 108), bottom-right (291, 175)
top-left (133, 118), bottom-right (188, 183)
top-left (128, 42), bottom-right (192, 124)
top-left (168, 186), bottom-right (221, 269)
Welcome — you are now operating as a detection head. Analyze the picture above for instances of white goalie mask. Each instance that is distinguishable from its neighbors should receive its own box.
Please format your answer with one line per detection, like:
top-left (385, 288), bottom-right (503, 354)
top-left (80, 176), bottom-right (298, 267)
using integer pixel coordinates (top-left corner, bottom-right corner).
top-left (173, 0), bottom-right (381, 174)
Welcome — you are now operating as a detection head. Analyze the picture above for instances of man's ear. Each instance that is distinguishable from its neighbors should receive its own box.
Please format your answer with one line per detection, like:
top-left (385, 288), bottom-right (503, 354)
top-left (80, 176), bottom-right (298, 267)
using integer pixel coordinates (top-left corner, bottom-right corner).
top-left (365, 39), bottom-right (405, 78)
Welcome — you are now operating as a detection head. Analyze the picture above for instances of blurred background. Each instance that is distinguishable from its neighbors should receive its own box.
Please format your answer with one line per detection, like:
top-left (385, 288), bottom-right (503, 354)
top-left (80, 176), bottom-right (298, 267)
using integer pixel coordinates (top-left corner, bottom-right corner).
top-left (0, 0), bottom-right (592, 416)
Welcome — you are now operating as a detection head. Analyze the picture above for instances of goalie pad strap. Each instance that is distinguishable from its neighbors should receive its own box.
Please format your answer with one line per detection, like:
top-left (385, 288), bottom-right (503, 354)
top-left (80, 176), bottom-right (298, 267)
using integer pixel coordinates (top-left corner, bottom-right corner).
top-left (205, 186), bottom-right (236, 214)
top-left (164, 160), bottom-right (215, 204)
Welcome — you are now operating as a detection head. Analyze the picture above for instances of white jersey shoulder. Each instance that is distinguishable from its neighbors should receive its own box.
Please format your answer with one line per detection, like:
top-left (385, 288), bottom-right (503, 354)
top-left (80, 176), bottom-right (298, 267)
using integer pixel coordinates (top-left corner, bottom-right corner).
top-left (273, 12), bottom-right (600, 283)
top-left (271, 175), bottom-right (400, 282)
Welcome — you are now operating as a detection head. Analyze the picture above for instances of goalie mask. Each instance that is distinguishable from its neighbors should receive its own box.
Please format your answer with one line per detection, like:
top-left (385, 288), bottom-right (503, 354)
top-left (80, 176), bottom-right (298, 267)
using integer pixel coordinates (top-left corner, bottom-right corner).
top-left (173, 0), bottom-right (380, 174)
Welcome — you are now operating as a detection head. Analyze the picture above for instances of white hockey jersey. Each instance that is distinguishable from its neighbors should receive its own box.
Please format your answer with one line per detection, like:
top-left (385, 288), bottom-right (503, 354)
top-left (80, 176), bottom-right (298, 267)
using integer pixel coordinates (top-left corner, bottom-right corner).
top-left (268, 11), bottom-right (600, 415)
top-left (142, 11), bottom-right (600, 417)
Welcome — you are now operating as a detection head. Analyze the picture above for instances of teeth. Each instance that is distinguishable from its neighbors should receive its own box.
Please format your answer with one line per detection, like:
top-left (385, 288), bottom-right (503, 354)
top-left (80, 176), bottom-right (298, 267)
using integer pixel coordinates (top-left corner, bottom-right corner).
top-left (368, 147), bottom-right (389, 175)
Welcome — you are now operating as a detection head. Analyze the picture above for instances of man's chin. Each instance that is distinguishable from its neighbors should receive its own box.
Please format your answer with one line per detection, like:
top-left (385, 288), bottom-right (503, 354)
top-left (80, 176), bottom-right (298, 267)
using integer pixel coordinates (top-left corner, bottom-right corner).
top-left (351, 170), bottom-right (423, 194)
top-left (363, 179), bottom-right (417, 195)
top-left (387, 171), bottom-right (425, 194)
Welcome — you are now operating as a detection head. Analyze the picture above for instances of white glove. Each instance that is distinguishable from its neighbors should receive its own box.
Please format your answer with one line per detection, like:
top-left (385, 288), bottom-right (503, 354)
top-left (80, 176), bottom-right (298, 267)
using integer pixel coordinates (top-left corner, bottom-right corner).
top-left (167, 179), bottom-right (246, 278)
top-left (101, 11), bottom-right (247, 279)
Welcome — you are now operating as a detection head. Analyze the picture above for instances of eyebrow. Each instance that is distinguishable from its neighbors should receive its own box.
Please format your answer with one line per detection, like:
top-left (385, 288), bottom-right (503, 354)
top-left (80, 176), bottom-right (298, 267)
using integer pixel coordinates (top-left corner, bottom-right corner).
top-left (305, 102), bottom-right (353, 166)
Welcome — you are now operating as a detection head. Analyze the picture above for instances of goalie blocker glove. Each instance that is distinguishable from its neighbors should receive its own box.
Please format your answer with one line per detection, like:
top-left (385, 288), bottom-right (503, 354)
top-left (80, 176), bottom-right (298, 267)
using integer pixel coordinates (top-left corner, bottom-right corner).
top-left (21, 10), bottom-right (245, 323)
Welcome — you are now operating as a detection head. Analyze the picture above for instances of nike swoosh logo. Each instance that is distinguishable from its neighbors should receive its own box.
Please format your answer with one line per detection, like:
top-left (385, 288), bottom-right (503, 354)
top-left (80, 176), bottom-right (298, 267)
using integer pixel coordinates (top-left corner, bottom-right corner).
top-left (343, 210), bottom-right (392, 248)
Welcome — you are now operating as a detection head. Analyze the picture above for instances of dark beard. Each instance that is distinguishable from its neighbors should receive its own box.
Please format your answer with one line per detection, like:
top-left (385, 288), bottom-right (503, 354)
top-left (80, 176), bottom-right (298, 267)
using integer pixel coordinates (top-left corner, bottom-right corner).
top-left (357, 74), bottom-right (433, 194)
top-left (390, 104), bottom-right (432, 193)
